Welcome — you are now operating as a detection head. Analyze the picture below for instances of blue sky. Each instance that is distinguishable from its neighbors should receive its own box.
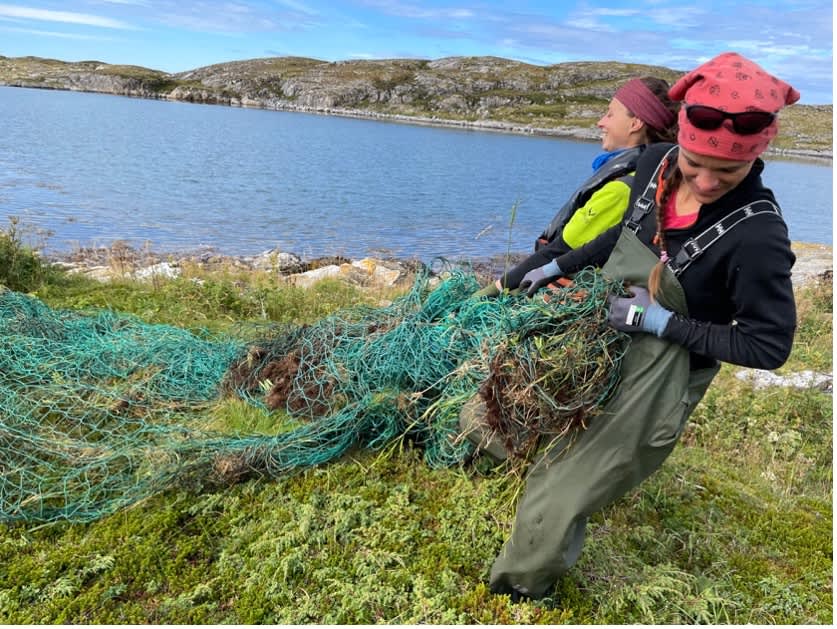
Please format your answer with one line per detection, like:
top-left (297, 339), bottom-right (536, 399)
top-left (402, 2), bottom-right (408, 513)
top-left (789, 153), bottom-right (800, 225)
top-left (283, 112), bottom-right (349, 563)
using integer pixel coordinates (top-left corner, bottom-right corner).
top-left (0, 1), bottom-right (832, 103)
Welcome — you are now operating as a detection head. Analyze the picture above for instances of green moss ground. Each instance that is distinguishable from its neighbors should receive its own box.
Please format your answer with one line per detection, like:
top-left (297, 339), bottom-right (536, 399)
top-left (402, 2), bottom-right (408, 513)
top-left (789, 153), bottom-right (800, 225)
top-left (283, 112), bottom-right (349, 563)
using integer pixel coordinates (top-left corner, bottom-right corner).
top-left (0, 247), bottom-right (831, 623)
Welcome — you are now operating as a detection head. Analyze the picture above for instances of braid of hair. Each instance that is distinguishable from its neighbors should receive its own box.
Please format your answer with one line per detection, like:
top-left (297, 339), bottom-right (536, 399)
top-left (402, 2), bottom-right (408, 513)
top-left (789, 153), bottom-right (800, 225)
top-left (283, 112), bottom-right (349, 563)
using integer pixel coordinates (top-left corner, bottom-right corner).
top-left (647, 161), bottom-right (682, 300)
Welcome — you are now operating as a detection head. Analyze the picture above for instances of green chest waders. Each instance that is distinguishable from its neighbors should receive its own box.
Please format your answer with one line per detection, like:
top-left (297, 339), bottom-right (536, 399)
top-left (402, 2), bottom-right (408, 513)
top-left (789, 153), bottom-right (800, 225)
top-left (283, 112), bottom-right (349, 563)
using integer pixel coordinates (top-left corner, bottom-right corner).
top-left (489, 228), bottom-right (720, 599)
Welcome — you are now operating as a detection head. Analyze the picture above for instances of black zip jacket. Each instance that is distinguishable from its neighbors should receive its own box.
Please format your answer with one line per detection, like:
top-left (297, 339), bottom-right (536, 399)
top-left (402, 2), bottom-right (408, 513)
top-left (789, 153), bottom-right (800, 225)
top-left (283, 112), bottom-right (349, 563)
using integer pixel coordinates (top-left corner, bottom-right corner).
top-left (553, 143), bottom-right (796, 370)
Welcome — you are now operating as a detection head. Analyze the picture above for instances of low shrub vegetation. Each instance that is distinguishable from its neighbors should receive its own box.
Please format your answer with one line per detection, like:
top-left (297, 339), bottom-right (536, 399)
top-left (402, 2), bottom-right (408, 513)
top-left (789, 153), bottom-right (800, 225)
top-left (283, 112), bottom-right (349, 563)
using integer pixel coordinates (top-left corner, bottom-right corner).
top-left (0, 216), bottom-right (59, 292)
top-left (0, 245), bottom-right (831, 624)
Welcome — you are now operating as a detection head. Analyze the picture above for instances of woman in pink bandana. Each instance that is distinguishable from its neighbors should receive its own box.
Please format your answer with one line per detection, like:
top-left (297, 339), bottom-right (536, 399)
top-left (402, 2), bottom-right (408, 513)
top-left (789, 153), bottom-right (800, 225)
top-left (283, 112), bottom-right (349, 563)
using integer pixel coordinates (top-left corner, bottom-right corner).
top-left (473, 75), bottom-right (679, 296)
top-left (488, 52), bottom-right (800, 602)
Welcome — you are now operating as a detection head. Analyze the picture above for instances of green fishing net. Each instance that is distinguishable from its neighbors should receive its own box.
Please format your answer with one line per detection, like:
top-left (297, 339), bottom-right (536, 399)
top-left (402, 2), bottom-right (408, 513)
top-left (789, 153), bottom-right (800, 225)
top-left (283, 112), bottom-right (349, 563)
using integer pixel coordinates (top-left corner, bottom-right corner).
top-left (0, 266), bottom-right (629, 524)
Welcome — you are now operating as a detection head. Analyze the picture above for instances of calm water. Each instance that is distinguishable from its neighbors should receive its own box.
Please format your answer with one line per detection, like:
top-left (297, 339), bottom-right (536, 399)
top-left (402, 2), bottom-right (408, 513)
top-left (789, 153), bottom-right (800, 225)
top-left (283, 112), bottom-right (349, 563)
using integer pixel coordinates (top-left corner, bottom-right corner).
top-left (0, 86), bottom-right (832, 261)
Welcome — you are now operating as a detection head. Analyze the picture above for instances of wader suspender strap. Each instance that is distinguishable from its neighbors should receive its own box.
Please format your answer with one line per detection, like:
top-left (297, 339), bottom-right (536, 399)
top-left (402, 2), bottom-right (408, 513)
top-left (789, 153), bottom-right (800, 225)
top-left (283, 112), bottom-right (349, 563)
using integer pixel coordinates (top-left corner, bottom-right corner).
top-left (665, 200), bottom-right (780, 276)
top-left (623, 146), bottom-right (781, 277)
top-left (625, 146), bottom-right (678, 233)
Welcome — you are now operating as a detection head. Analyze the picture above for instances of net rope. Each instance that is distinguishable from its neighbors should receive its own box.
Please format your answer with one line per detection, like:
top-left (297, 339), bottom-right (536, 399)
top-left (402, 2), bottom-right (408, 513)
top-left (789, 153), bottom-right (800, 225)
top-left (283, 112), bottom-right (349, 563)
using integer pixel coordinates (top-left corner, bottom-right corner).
top-left (0, 265), bottom-right (629, 523)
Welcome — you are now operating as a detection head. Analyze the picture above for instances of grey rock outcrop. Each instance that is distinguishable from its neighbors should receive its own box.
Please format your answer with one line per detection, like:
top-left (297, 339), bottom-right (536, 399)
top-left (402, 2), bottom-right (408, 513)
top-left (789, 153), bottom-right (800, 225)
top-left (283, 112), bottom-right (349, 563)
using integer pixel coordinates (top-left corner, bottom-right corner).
top-left (0, 54), bottom-right (830, 157)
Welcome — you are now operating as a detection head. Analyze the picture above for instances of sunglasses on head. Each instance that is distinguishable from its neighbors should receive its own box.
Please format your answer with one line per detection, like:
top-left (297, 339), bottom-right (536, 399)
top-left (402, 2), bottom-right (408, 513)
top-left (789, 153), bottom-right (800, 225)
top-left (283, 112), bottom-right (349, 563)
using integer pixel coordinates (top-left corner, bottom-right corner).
top-left (685, 104), bottom-right (777, 135)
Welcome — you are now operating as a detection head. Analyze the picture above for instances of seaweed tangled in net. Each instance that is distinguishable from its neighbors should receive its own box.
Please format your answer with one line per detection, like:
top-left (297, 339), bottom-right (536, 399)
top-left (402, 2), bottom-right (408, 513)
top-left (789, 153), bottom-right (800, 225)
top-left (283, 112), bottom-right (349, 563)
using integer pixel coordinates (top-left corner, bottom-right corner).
top-left (0, 266), bottom-right (629, 523)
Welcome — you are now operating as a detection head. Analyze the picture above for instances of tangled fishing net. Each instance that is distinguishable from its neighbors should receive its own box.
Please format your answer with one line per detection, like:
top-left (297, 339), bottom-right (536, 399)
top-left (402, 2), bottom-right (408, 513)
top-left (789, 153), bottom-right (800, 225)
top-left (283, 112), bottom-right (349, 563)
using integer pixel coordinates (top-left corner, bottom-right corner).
top-left (0, 266), bottom-right (629, 524)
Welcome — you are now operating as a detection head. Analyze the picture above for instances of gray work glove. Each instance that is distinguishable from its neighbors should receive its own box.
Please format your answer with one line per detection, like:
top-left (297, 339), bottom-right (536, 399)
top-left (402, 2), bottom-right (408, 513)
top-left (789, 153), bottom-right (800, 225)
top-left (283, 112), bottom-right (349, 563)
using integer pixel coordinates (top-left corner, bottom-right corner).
top-left (607, 286), bottom-right (673, 336)
top-left (519, 260), bottom-right (562, 297)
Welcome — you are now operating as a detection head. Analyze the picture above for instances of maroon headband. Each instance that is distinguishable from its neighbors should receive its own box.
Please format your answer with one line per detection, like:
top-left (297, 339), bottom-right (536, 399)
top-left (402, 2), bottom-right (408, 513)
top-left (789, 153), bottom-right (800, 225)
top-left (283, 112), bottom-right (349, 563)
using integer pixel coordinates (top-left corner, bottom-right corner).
top-left (614, 78), bottom-right (676, 131)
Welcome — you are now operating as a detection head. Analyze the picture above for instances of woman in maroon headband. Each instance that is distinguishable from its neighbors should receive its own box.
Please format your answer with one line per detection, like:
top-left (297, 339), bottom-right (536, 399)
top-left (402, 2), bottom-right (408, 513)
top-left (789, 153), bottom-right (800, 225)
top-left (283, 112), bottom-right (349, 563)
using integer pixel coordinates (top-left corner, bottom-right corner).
top-left (488, 52), bottom-right (800, 602)
top-left (473, 75), bottom-right (679, 296)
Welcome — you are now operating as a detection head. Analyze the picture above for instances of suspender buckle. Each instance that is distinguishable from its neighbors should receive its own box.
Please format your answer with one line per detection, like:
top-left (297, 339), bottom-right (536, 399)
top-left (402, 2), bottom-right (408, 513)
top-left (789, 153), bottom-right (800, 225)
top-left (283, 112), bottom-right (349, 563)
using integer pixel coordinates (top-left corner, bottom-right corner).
top-left (683, 239), bottom-right (702, 258)
top-left (635, 197), bottom-right (653, 213)
top-left (626, 197), bottom-right (653, 232)
top-left (668, 239), bottom-right (701, 276)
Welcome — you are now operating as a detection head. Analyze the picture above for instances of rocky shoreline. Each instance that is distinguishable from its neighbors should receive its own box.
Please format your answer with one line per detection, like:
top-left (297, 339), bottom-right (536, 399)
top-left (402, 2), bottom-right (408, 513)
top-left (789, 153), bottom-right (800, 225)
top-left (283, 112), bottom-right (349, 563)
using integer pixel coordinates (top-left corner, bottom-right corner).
top-left (48, 240), bottom-right (832, 290)
top-left (12, 86), bottom-right (828, 162)
top-left (1, 55), bottom-right (831, 162)
top-left (217, 102), bottom-right (834, 163)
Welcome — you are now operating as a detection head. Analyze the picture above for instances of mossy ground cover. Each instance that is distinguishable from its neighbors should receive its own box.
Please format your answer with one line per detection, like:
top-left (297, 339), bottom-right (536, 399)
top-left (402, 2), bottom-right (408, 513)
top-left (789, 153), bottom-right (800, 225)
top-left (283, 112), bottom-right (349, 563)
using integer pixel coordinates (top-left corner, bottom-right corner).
top-left (0, 241), bottom-right (831, 623)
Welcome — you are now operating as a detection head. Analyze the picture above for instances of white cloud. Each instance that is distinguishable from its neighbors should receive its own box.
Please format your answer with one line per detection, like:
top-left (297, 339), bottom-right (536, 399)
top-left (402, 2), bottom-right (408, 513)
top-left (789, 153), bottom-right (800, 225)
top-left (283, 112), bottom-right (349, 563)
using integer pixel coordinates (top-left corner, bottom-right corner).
top-left (0, 24), bottom-right (115, 39)
top-left (274, 0), bottom-right (319, 14)
top-left (591, 8), bottom-right (640, 17)
top-left (0, 4), bottom-right (134, 29)
top-left (92, 0), bottom-right (151, 6)
top-left (153, 1), bottom-right (320, 34)
top-left (564, 17), bottom-right (613, 31)
top-left (360, 0), bottom-right (474, 20)
top-left (221, 2), bottom-right (254, 15)
top-left (646, 7), bottom-right (705, 28)
top-left (562, 5), bottom-right (634, 32)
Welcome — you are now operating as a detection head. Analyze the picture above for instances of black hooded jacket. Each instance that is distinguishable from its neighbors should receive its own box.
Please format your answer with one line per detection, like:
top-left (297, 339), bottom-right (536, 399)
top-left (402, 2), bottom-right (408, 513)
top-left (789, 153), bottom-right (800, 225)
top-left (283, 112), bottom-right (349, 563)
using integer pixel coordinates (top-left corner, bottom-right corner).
top-left (553, 143), bottom-right (797, 370)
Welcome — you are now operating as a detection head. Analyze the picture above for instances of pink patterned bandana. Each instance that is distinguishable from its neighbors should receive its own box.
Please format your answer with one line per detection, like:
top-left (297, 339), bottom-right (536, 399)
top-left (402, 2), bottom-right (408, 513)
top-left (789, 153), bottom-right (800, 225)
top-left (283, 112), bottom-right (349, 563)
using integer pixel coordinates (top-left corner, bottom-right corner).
top-left (668, 52), bottom-right (801, 160)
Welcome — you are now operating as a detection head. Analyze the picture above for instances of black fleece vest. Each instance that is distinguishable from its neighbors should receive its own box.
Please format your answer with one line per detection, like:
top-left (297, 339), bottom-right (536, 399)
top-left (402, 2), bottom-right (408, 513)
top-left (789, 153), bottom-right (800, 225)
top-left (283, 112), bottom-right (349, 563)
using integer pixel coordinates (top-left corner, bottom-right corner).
top-left (536, 145), bottom-right (644, 248)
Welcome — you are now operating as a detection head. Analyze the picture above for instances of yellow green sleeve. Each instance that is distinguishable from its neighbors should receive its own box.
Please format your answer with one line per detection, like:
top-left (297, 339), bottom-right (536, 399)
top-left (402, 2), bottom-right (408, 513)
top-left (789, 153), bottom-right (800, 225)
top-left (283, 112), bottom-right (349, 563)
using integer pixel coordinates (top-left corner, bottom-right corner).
top-left (561, 179), bottom-right (632, 249)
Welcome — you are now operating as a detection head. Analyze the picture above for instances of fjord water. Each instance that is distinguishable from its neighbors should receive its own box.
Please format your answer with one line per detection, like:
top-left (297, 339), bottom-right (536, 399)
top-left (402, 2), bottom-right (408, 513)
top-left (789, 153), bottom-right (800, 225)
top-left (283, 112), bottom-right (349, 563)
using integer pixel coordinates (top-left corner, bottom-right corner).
top-left (1, 86), bottom-right (831, 261)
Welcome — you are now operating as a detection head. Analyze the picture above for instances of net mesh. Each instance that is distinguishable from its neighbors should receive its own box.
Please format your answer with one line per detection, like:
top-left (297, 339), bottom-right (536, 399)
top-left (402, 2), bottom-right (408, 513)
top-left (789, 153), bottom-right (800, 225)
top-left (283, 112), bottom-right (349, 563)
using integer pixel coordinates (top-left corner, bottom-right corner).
top-left (0, 265), bottom-right (628, 523)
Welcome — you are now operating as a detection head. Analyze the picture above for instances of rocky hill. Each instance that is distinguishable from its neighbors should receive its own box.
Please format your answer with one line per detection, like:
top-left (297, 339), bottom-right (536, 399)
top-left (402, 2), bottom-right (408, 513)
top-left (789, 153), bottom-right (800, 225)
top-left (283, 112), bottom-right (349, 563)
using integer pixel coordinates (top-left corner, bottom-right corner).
top-left (0, 54), bottom-right (831, 158)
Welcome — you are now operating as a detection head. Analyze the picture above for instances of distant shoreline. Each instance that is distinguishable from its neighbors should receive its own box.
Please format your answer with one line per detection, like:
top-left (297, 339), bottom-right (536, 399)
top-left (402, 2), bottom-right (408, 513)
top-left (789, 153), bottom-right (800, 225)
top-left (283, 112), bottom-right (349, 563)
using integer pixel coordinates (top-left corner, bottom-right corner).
top-left (2, 81), bottom-right (832, 163)
top-left (237, 100), bottom-right (833, 164)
